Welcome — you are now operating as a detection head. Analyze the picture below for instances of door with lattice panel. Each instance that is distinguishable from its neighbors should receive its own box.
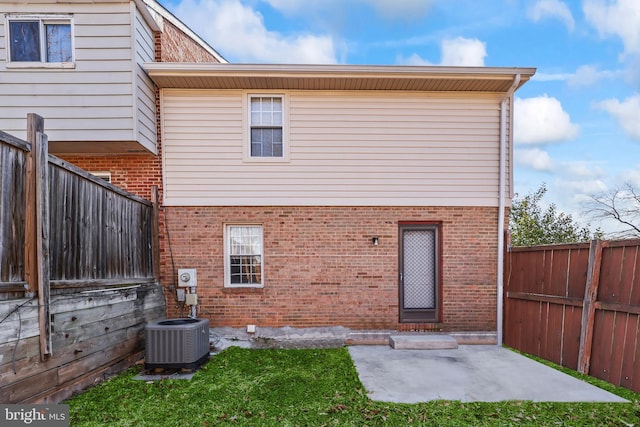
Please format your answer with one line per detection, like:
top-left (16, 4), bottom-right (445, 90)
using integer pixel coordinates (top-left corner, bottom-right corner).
top-left (399, 224), bottom-right (441, 323)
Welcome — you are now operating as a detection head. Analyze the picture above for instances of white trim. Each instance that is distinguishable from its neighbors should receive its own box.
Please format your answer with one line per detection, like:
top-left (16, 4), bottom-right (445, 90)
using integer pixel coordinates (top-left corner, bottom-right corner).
top-left (224, 224), bottom-right (264, 288)
top-left (140, 0), bottom-right (227, 63)
top-left (133, 0), bottom-right (162, 32)
top-left (243, 92), bottom-right (290, 163)
top-left (5, 14), bottom-right (75, 67)
top-left (163, 197), bottom-right (502, 207)
top-left (145, 62), bottom-right (536, 77)
top-left (497, 74), bottom-right (520, 346)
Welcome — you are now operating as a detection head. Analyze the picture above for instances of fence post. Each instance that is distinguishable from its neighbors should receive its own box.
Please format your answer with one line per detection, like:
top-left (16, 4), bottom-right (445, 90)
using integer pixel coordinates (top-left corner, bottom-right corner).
top-left (502, 230), bottom-right (511, 343)
top-left (27, 114), bottom-right (52, 360)
top-left (577, 239), bottom-right (603, 374)
top-left (151, 185), bottom-right (160, 283)
top-left (24, 127), bottom-right (36, 296)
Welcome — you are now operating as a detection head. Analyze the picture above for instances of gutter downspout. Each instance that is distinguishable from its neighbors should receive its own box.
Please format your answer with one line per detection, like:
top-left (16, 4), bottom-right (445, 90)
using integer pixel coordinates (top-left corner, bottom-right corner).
top-left (497, 73), bottom-right (520, 346)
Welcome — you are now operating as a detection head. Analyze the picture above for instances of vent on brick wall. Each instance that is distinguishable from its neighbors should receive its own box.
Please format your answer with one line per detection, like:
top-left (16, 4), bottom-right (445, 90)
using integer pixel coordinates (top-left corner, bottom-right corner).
top-left (89, 171), bottom-right (111, 183)
top-left (397, 323), bottom-right (443, 332)
top-left (145, 318), bottom-right (209, 370)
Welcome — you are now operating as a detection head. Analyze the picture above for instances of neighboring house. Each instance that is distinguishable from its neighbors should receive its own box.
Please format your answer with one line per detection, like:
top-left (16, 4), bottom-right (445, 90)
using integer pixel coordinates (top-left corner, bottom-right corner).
top-left (0, 0), bottom-right (225, 200)
top-left (146, 63), bottom-right (535, 333)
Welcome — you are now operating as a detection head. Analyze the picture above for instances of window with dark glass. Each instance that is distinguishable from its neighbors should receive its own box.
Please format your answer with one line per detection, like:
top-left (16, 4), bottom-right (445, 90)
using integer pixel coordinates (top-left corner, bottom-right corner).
top-left (9, 18), bottom-right (72, 63)
top-left (250, 96), bottom-right (283, 157)
top-left (226, 225), bottom-right (263, 287)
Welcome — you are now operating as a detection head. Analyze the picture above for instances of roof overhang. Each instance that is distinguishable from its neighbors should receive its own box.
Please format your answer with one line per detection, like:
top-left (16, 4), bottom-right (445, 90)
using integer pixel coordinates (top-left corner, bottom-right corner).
top-left (144, 63), bottom-right (536, 92)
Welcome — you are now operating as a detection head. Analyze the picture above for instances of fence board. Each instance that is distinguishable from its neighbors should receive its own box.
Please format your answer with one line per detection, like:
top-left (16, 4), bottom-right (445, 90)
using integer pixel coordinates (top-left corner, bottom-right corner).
top-left (0, 135), bottom-right (28, 287)
top-left (47, 161), bottom-right (153, 283)
top-left (562, 306), bottom-right (582, 370)
top-left (592, 310), bottom-right (615, 382)
top-left (621, 246), bottom-right (638, 305)
top-left (505, 239), bottom-right (640, 393)
top-left (600, 246), bottom-right (624, 304)
top-left (549, 249), bottom-right (569, 296)
top-left (567, 247), bottom-right (589, 299)
top-left (609, 312), bottom-right (627, 387)
top-left (544, 302), bottom-right (563, 365)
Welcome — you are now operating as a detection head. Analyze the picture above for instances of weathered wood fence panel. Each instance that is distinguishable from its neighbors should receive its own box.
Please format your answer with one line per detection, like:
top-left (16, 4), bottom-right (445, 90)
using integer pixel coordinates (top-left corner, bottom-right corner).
top-left (505, 238), bottom-right (640, 393)
top-left (0, 285), bottom-right (165, 403)
top-left (0, 116), bottom-right (165, 403)
top-left (0, 131), bottom-right (29, 292)
top-left (48, 157), bottom-right (153, 286)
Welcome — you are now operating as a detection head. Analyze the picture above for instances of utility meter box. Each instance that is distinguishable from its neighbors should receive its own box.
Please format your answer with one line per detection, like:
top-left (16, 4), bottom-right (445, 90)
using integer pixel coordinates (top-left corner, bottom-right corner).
top-left (177, 268), bottom-right (197, 287)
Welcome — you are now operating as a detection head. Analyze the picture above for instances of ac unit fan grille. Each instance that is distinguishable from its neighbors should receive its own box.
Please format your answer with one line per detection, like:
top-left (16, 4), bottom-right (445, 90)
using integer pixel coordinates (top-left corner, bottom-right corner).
top-left (145, 318), bottom-right (209, 370)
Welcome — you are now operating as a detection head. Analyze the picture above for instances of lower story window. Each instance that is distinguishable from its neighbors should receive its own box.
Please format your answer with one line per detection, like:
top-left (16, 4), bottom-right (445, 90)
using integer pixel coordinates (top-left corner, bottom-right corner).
top-left (225, 225), bottom-right (263, 287)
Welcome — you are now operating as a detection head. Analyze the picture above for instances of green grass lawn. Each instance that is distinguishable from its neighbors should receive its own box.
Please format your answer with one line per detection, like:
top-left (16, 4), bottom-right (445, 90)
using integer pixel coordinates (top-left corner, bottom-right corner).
top-left (68, 346), bottom-right (640, 426)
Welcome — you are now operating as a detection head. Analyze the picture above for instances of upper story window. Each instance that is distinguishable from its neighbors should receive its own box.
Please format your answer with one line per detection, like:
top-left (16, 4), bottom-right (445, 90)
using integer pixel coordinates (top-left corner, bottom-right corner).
top-left (246, 94), bottom-right (289, 161)
top-left (7, 15), bottom-right (74, 67)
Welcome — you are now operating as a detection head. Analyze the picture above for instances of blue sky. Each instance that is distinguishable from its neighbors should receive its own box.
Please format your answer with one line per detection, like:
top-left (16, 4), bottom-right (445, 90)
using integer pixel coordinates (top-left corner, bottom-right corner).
top-left (161, 0), bottom-right (640, 234)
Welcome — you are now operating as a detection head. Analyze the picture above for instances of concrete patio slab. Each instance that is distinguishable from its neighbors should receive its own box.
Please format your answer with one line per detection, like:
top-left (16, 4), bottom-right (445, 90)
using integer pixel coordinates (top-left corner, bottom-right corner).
top-left (348, 345), bottom-right (628, 403)
top-left (389, 334), bottom-right (458, 350)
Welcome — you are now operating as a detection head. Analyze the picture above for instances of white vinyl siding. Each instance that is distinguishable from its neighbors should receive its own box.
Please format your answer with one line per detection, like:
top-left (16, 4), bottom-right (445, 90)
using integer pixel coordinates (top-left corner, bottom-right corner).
top-left (133, 5), bottom-right (157, 152)
top-left (0, 2), bottom-right (157, 153)
top-left (162, 89), bottom-right (508, 207)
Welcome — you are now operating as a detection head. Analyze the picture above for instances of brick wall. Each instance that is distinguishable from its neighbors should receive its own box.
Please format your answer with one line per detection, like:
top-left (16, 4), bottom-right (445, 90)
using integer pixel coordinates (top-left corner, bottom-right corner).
top-left (156, 19), bottom-right (222, 63)
top-left (58, 154), bottom-right (162, 201)
top-left (162, 206), bottom-right (499, 331)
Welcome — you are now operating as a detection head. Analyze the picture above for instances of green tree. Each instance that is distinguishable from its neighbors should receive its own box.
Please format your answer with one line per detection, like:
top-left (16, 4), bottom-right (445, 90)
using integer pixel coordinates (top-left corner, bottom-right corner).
top-left (509, 184), bottom-right (600, 246)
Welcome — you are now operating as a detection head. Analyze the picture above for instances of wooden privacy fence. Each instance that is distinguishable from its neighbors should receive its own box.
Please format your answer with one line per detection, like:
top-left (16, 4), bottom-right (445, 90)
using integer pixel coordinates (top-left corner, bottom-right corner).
top-left (504, 238), bottom-right (640, 393)
top-left (0, 115), bottom-right (164, 403)
top-left (1, 115), bottom-right (159, 297)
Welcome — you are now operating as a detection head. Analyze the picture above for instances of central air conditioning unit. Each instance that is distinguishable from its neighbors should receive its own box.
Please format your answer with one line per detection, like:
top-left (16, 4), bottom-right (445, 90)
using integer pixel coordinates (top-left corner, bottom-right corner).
top-left (145, 318), bottom-right (210, 370)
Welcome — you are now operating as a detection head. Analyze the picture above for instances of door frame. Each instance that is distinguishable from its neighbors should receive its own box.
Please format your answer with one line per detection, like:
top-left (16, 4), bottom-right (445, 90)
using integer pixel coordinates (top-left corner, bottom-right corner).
top-left (398, 222), bottom-right (443, 323)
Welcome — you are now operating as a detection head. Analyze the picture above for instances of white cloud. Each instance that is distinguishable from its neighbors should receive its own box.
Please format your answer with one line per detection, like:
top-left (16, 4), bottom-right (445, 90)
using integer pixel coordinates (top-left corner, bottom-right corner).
top-left (564, 161), bottom-right (606, 178)
top-left (367, 0), bottom-right (434, 20)
top-left (514, 95), bottom-right (580, 144)
top-left (515, 148), bottom-right (554, 171)
top-left (555, 178), bottom-right (608, 206)
top-left (397, 38), bottom-right (486, 66)
top-left (596, 94), bottom-right (640, 140)
top-left (532, 72), bottom-right (574, 82)
top-left (568, 65), bottom-right (622, 86)
top-left (264, 0), bottom-right (433, 20)
top-left (174, 0), bottom-right (337, 63)
top-left (583, 0), bottom-right (640, 57)
top-left (528, 0), bottom-right (575, 31)
top-left (621, 166), bottom-right (640, 187)
top-left (440, 37), bottom-right (486, 66)
top-left (398, 53), bottom-right (432, 65)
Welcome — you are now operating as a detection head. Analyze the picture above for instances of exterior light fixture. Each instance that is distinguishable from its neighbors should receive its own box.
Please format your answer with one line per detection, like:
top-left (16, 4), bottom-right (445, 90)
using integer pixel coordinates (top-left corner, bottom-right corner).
top-left (372, 236), bottom-right (379, 246)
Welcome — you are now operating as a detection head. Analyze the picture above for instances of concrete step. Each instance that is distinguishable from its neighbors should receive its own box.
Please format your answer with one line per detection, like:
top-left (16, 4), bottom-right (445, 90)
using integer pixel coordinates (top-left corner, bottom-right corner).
top-left (389, 334), bottom-right (459, 350)
top-left (346, 331), bottom-right (392, 345)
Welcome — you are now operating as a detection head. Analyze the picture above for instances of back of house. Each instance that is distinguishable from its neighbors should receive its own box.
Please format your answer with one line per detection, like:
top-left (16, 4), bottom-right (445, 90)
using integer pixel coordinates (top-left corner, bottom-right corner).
top-left (2, 0), bottom-right (536, 341)
top-left (147, 63), bottom-right (535, 334)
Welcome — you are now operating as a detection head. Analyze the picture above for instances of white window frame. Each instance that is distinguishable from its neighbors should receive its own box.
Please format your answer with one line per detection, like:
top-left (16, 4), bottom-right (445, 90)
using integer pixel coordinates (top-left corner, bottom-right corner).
top-left (89, 171), bottom-right (112, 183)
top-left (224, 224), bottom-right (264, 288)
top-left (5, 14), bottom-right (75, 69)
top-left (243, 92), bottom-right (290, 162)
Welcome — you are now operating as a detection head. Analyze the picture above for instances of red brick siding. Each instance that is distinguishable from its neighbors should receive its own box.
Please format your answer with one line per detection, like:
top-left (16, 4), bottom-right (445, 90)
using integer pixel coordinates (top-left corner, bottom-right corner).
top-left (162, 206), bottom-right (499, 331)
top-left (156, 19), bottom-right (221, 63)
top-left (58, 154), bottom-right (162, 201)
